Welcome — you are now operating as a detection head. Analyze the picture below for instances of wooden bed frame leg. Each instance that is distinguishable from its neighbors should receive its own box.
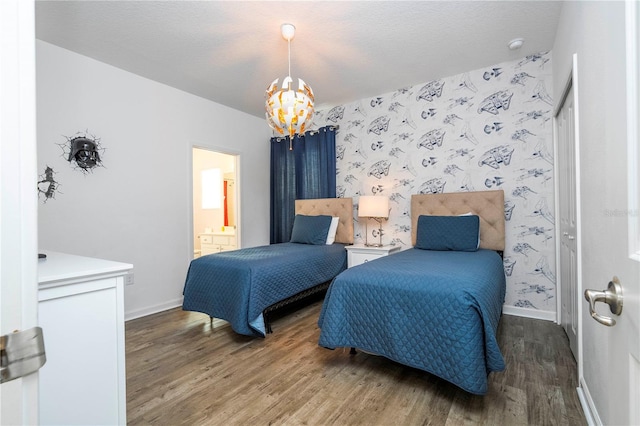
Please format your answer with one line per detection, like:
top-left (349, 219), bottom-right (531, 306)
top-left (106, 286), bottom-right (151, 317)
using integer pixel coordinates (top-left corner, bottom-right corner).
top-left (349, 347), bottom-right (357, 355)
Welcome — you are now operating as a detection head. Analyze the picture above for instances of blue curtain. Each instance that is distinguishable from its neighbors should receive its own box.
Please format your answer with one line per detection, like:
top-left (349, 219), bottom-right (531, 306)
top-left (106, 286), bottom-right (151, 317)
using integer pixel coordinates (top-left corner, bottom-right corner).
top-left (270, 126), bottom-right (337, 243)
top-left (270, 134), bottom-right (298, 244)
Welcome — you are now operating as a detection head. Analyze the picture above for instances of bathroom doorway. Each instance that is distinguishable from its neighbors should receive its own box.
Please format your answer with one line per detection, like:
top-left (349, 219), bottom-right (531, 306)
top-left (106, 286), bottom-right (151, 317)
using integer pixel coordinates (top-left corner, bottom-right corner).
top-left (192, 147), bottom-right (239, 258)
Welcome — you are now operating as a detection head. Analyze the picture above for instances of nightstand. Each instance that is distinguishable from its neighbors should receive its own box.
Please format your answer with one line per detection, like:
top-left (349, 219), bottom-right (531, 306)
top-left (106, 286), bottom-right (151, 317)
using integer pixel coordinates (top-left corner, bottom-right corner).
top-left (345, 244), bottom-right (401, 268)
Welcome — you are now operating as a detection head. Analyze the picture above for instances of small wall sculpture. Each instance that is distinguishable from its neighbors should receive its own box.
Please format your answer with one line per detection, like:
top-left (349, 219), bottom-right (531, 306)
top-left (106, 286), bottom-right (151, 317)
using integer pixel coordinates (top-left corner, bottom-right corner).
top-left (37, 165), bottom-right (61, 202)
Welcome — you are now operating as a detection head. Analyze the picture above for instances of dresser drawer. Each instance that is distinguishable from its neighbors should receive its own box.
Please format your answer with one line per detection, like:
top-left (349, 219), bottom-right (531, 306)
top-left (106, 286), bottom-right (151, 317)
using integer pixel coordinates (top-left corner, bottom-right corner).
top-left (211, 235), bottom-right (231, 245)
top-left (200, 245), bottom-right (219, 256)
top-left (199, 233), bottom-right (237, 254)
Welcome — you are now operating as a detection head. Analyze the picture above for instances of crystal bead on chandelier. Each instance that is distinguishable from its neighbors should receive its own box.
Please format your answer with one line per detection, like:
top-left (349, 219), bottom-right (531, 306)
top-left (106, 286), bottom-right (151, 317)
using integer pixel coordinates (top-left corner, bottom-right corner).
top-left (265, 23), bottom-right (315, 150)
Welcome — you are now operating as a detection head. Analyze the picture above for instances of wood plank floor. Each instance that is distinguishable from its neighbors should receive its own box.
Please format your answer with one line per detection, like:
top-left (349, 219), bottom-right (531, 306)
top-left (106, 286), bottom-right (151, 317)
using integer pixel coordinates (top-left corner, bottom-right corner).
top-left (126, 300), bottom-right (587, 425)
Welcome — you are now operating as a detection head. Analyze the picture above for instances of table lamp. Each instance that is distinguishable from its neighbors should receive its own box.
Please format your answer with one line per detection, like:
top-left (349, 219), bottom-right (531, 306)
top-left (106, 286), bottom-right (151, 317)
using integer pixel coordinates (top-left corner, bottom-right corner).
top-left (358, 195), bottom-right (389, 247)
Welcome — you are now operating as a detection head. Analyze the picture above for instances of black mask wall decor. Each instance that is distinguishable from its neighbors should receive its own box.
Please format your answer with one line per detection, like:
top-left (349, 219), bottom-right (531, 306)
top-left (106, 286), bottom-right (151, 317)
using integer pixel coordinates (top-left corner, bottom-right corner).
top-left (69, 137), bottom-right (100, 169)
top-left (60, 131), bottom-right (104, 173)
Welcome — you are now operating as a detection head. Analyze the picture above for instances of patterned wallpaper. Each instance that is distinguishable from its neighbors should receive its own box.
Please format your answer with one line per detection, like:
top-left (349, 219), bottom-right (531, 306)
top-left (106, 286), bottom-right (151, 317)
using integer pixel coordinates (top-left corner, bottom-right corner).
top-left (314, 51), bottom-right (556, 315)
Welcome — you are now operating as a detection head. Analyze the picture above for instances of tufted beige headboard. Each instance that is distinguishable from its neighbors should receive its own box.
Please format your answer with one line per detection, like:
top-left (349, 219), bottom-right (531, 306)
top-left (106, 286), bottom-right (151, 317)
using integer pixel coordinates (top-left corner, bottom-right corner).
top-left (295, 198), bottom-right (354, 244)
top-left (411, 190), bottom-right (505, 251)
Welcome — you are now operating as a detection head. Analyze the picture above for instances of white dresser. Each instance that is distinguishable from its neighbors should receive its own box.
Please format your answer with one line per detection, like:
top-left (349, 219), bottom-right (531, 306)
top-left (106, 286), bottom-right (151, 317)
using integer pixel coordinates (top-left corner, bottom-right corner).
top-left (38, 251), bottom-right (132, 426)
top-left (199, 231), bottom-right (237, 255)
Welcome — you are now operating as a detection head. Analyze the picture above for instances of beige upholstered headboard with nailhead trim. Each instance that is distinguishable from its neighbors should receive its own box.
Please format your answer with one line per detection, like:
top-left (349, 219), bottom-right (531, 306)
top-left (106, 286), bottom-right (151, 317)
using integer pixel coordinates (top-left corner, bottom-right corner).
top-left (411, 190), bottom-right (505, 251)
top-left (295, 198), bottom-right (354, 244)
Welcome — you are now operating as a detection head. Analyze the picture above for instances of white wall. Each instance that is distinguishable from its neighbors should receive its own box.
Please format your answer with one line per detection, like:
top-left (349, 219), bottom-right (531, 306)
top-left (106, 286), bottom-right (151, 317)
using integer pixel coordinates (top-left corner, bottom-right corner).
top-left (552, 1), bottom-right (629, 424)
top-left (36, 41), bottom-right (271, 319)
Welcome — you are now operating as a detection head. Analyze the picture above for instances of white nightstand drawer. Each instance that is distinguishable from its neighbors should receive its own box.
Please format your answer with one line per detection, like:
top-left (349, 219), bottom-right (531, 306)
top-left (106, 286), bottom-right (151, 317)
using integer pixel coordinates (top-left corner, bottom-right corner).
top-left (346, 244), bottom-right (401, 268)
top-left (200, 235), bottom-right (213, 244)
top-left (349, 252), bottom-right (381, 266)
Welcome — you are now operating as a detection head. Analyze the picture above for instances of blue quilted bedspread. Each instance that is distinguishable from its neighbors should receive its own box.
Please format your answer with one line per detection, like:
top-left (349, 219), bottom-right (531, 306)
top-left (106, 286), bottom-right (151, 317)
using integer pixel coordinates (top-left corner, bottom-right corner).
top-left (318, 248), bottom-right (506, 395)
top-left (182, 243), bottom-right (347, 337)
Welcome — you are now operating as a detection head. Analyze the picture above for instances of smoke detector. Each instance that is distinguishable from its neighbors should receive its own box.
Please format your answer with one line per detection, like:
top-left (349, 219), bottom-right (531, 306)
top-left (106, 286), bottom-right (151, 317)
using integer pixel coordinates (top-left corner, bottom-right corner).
top-left (508, 38), bottom-right (524, 50)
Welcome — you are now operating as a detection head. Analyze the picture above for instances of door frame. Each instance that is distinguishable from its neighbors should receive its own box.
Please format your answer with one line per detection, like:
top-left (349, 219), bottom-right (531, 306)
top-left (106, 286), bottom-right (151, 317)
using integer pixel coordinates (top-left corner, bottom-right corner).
top-left (189, 144), bottom-right (241, 260)
top-left (0, 0), bottom-right (39, 423)
top-left (552, 53), bottom-right (584, 384)
top-left (626, 0), bottom-right (640, 264)
top-left (625, 1), bottom-right (640, 423)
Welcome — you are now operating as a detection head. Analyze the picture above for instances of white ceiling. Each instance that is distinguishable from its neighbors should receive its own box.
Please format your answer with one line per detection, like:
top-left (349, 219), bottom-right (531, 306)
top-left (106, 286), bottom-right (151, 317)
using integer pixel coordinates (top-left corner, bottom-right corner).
top-left (35, 1), bottom-right (563, 119)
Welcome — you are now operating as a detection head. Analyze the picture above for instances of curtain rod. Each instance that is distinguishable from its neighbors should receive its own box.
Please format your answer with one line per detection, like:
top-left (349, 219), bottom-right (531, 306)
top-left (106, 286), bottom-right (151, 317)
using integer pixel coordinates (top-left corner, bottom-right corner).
top-left (273, 125), bottom-right (339, 141)
top-left (306, 125), bottom-right (339, 136)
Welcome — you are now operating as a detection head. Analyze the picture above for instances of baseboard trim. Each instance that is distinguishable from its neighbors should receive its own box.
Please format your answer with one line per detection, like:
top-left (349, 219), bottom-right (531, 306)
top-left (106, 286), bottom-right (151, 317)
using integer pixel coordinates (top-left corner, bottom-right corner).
top-left (577, 377), bottom-right (601, 426)
top-left (125, 299), bottom-right (230, 330)
top-left (125, 298), bottom-right (183, 321)
top-left (502, 305), bottom-right (556, 321)
top-left (127, 303), bottom-right (555, 325)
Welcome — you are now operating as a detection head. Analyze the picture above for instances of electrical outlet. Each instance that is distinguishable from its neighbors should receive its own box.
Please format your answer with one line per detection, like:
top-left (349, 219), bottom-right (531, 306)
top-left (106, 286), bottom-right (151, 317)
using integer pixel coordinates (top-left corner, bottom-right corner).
top-left (125, 273), bottom-right (134, 286)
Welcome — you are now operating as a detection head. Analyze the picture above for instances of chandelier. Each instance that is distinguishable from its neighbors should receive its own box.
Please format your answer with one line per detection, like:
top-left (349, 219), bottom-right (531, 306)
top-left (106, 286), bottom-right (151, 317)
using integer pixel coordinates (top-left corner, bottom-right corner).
top-left (265, 23), bottom-right (315, 150)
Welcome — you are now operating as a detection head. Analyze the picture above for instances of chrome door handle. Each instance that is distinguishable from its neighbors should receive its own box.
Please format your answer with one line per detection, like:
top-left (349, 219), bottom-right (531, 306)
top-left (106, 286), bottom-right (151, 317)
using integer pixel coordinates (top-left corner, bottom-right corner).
top-left (584, 277), bottom-right (623, 326)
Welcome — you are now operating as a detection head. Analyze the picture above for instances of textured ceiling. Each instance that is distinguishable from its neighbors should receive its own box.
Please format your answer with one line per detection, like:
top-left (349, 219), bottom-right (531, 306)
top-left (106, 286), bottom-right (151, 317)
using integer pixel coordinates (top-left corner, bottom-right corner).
top-left (35, 1), bottom-right (563, 119)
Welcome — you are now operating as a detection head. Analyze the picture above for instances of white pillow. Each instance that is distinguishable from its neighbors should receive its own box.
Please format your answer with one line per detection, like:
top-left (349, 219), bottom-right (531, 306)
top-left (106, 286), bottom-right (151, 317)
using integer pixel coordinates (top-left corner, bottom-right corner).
top-left (459, 212), bottom-right (480, 249)
top-left (325, 217), bottom-right (339, 244)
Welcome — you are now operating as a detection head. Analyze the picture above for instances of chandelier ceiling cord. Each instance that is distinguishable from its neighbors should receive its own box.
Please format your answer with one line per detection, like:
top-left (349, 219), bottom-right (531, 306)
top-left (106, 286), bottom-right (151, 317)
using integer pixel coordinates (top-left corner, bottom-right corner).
top-left (265, 23), bottom-right (315, 150)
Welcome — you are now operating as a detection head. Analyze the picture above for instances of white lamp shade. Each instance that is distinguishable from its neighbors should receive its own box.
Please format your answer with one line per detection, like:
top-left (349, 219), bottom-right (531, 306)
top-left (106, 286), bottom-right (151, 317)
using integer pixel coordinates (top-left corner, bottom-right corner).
top-left (201, 168), bottom-right (222, 209)
top-left (265, 76), bottom-right (315, 140)
top-left (358, 196), bottom-right (389, 218)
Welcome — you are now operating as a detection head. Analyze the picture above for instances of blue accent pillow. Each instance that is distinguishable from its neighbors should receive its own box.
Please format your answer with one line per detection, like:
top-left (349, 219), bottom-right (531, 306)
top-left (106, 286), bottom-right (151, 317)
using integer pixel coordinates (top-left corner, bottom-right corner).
top-left (415, 215), bottom-right (480, 251)
top-left (290, 214), bottom-right (333, 245)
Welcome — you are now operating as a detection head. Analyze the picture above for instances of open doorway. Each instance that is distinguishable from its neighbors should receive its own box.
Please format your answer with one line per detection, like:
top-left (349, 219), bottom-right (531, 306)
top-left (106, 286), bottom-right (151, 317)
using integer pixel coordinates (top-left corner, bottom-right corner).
top-left (192, 147), bottom-right (239, 258)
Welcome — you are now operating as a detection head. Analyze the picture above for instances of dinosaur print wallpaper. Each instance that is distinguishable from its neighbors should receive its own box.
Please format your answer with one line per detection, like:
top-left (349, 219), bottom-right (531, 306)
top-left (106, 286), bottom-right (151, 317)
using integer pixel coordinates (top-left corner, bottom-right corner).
top-left (314, 51), bottom-right (556, 317)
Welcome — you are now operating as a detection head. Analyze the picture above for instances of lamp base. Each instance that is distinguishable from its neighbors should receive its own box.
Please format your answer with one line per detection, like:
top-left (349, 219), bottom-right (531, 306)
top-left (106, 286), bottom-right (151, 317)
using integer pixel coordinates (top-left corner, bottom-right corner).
top-left (363, 217), bottom-right (385, 248)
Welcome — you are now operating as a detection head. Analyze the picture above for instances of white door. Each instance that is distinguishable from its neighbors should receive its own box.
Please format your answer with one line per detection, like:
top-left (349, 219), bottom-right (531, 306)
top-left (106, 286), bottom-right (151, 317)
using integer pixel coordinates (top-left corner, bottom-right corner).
top-left (0, 0), bottom-right (39, 424)
top-left (579, 3), bottom-right (640, 424)
top-left (556, 80), bottom-right (579, 360)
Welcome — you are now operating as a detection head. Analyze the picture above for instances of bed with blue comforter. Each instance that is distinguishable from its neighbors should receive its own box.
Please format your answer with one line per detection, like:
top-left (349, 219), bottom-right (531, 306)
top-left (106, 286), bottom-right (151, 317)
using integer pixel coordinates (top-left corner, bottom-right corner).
top-left (183, 242), bottom-right (347, 337)
top-left (318, 190), bottom-right (507, 395)
top-left (318, 248), bottom-right (505, 395)
top-left (183, 198), bottom-right (354, 337)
